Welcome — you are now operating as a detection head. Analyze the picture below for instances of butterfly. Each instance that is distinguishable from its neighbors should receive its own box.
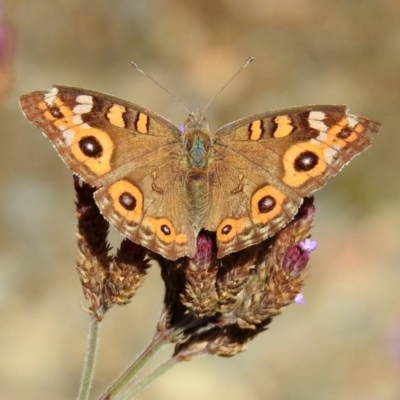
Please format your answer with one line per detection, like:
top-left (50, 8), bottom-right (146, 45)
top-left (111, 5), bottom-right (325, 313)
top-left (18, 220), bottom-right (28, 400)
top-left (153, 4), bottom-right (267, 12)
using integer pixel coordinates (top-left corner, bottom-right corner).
top-left (19, 85), bottom-right (381, 260)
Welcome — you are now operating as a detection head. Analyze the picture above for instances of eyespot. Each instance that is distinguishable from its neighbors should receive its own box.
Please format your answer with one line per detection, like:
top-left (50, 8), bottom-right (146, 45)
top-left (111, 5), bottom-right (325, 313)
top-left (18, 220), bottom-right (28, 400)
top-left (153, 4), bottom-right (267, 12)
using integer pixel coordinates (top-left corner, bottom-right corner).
top-left (294, 150), bottom-right (319, 172)
top-left (336, 126), bottom-right (352, 139)
top-left (257, 195), bottom-right (276, 214)
top-left (79, 135), bottom-right (103, 158)
top-left (217, 218), bottom-right (246, 243)
top-left (161, 224), bottom-right (171, 235)
top-left (221, 224), bottom-right (232, 234)
top-left (146, 217), bottom-right (188, 245)
top-left (251, 185), bottom-right (286, 224)
top-left (49, 106), bottom-right (64, 119)
top-left (107, 180), bottom-right (143, 221)
top-left (282, 143), bottom-right (326, 187)
top-left (119, 192), bottom-right (137, 211)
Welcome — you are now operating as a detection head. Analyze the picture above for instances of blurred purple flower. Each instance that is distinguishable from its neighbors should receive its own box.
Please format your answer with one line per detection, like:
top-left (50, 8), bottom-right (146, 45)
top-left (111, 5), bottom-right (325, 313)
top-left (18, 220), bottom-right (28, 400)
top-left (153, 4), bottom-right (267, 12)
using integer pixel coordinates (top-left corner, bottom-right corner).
top-left (299, 238), bottom-right (317, 252)
top-left (0, 4), bottom-right (5, 63)
top-left (294, 293), bottom-right (305, 305)
top-left (283, 243), bottom-right (311, 275)
top-left (0, 2), bottom-right (14, 85)
top-left (387, 319), bottom-right (400, 368)
top-left (193, 234), bottom-right (213, 266)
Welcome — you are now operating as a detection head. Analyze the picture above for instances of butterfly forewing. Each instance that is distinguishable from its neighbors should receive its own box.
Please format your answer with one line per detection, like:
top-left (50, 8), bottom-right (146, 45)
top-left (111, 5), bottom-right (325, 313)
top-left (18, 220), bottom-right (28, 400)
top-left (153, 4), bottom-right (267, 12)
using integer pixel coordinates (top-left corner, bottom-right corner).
top-left (19, 86), bottom-right (182, 186)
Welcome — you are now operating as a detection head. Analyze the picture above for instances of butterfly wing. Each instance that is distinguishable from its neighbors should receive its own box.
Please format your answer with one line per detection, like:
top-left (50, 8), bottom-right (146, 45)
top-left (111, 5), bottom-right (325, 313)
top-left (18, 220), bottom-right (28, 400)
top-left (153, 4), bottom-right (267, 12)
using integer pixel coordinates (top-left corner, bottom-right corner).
top-left (206, 106), bottom-right (380, 257)
top-left (20, 86), bottom-right (195, 260)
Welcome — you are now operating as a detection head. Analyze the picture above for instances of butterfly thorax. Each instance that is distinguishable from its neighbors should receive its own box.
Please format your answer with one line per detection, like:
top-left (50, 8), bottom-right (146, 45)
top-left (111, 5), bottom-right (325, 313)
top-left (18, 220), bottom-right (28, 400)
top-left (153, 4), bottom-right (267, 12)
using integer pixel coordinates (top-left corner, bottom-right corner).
top-left (183, 111), bottom-right (213, 169)
top-left (184, 112), bottom-right (213, 229)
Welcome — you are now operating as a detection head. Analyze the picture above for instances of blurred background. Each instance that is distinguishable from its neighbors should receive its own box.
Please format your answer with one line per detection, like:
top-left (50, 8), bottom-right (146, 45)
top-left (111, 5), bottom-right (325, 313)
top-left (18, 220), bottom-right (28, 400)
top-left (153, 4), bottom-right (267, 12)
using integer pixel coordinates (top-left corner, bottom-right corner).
top-left (0, 1), bottom-right (399, 399)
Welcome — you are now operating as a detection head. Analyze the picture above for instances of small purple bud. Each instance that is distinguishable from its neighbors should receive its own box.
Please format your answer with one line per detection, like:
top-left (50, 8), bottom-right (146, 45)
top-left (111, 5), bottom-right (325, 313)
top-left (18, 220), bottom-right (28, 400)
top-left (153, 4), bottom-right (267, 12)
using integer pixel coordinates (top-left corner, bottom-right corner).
top-left (299, 238), bottom-right (318, 253)
top-left (294, 293), bottom-right (305, 305)
top-left (193, 235), bottom-right (213, 265)
top-left (282, 244), bottom-right (310, 275)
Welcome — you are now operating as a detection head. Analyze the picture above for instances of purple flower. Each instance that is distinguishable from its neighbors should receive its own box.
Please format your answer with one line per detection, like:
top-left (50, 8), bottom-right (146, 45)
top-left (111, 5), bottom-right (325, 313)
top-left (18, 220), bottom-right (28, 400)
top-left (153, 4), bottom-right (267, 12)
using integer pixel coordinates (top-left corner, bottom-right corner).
top-left (193, 234), bottom-right (213, 265)
top-left (0, 5), bottom-right (14, 69)
top-left (299, 238), bottom-right (318, 252)
top-left (282, 244), bottom-right (310, 275)
top-left (294, 293), bottom-right (305, 305)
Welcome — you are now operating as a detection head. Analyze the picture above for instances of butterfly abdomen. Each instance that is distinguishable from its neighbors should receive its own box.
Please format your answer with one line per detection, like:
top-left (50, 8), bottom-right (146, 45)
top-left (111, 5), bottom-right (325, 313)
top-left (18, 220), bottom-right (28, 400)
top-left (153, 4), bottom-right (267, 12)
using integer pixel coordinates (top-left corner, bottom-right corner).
top-left (187, 171), bottom-right (210, 230)
top-left (184, 124), bottom-right (213, 230)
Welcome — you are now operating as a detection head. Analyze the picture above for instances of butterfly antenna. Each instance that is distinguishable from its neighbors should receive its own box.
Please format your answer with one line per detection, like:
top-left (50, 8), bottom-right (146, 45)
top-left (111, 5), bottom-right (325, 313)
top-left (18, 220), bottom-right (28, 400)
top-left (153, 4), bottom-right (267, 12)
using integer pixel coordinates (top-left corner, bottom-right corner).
top-left (202, 56), bottom-right (254, 114)
top-left (131, 61), bottom-right (191, 113)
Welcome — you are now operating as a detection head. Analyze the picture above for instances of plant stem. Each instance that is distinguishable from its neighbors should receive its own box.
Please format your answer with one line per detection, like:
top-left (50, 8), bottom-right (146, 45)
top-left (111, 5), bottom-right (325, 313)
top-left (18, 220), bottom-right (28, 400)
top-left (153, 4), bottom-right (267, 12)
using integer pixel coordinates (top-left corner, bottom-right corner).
top-left (98, 332), bottom-right (167, 400)
top-left (77, 317), bottom-right (102, 400)
top-left (115, 357), bottom-right (179, 400)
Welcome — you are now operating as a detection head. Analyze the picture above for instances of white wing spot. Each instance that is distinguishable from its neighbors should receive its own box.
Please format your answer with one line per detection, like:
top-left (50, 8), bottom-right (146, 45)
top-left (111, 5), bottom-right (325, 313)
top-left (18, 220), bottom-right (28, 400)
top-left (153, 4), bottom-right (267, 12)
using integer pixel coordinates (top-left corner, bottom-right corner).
top-left (73, 104), bottom-right (92, 114)
top-left (308, 111), bottom-right (327, 132)
top-left (62, 128), bottom-right (75, 146)
top-left (44, 87), bottom-right (59, 106)
top-left (76, 95), bottom-right (94, 105)
top-left (309, 111), bottom-right (325, 120)
top-left (324, 147), bottom-right (337, 164)
top-left (73, 95), bottom-right (93, 115)
top-left (346, 114), bottom-right (358, 128)
top-left (313, 131), bottom-right (328, 144)
top-left (72, 115), bottom-right (83, 125)
top-left (79, 123), bottom-right (91, 130)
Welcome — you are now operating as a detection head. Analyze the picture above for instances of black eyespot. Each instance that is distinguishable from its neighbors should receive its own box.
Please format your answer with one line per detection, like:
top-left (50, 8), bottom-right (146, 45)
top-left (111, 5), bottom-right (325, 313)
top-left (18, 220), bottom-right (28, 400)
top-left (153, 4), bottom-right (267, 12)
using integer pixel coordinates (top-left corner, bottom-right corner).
top-left (119, 192), bottom-right (136, 211)
top-left (337, 127), bottom-right (352, 139)
top-left (79, 136), bottom-right (103, 158)
top-left (258, 195), bottom-right (276, 213)
top-left (221, 224), bottom-right (232, 234)
top-left (49, 106), bottom-right (63, 119)
top-left (161, 224), bottom-right (171, 235)
top-left (294, 150), bottom-right (319, 171)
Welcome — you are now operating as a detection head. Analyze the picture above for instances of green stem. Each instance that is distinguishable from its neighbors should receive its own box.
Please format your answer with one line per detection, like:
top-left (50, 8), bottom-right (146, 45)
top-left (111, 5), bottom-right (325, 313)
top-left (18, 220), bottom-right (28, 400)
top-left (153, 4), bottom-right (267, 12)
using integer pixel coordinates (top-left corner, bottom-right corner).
top-left (98, 332), bottom-right (167, 400)
top-left (77, 317), bottom-right (102, 400)
top-left (115, 357), bottom-right (179, 400)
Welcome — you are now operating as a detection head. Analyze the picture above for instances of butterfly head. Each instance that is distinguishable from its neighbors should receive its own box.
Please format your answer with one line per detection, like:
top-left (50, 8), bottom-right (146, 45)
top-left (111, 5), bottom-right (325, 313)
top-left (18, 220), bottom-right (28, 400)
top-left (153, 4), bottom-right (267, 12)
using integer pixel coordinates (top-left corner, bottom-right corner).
top-left (184, 111), bottom-right (210, 135)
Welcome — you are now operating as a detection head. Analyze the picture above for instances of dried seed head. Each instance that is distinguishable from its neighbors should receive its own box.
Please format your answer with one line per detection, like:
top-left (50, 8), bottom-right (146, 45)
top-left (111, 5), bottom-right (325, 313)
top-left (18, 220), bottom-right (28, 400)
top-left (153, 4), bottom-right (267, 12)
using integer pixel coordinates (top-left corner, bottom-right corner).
top-left (158, 197), bottom-right (317, 356)
top-left (104, 239), bottom-right (150, 308)
top-left (75, 176), bottom-right (111, 319)
top-left (74, 176), bottom-right (149, 320)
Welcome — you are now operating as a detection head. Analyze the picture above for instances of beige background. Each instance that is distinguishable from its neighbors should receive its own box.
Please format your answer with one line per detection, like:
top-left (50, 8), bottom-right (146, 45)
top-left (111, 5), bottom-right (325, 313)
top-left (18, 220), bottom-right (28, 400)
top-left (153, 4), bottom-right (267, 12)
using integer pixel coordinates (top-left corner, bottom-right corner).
top-left (1, 1), bottom-right (399, 399)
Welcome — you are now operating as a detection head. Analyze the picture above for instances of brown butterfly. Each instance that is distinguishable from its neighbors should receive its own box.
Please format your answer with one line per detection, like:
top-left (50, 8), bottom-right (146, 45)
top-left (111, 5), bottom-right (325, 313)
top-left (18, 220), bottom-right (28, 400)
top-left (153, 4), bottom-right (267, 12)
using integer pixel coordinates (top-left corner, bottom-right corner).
top-left (20, 85), bottom-right (380, 260)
